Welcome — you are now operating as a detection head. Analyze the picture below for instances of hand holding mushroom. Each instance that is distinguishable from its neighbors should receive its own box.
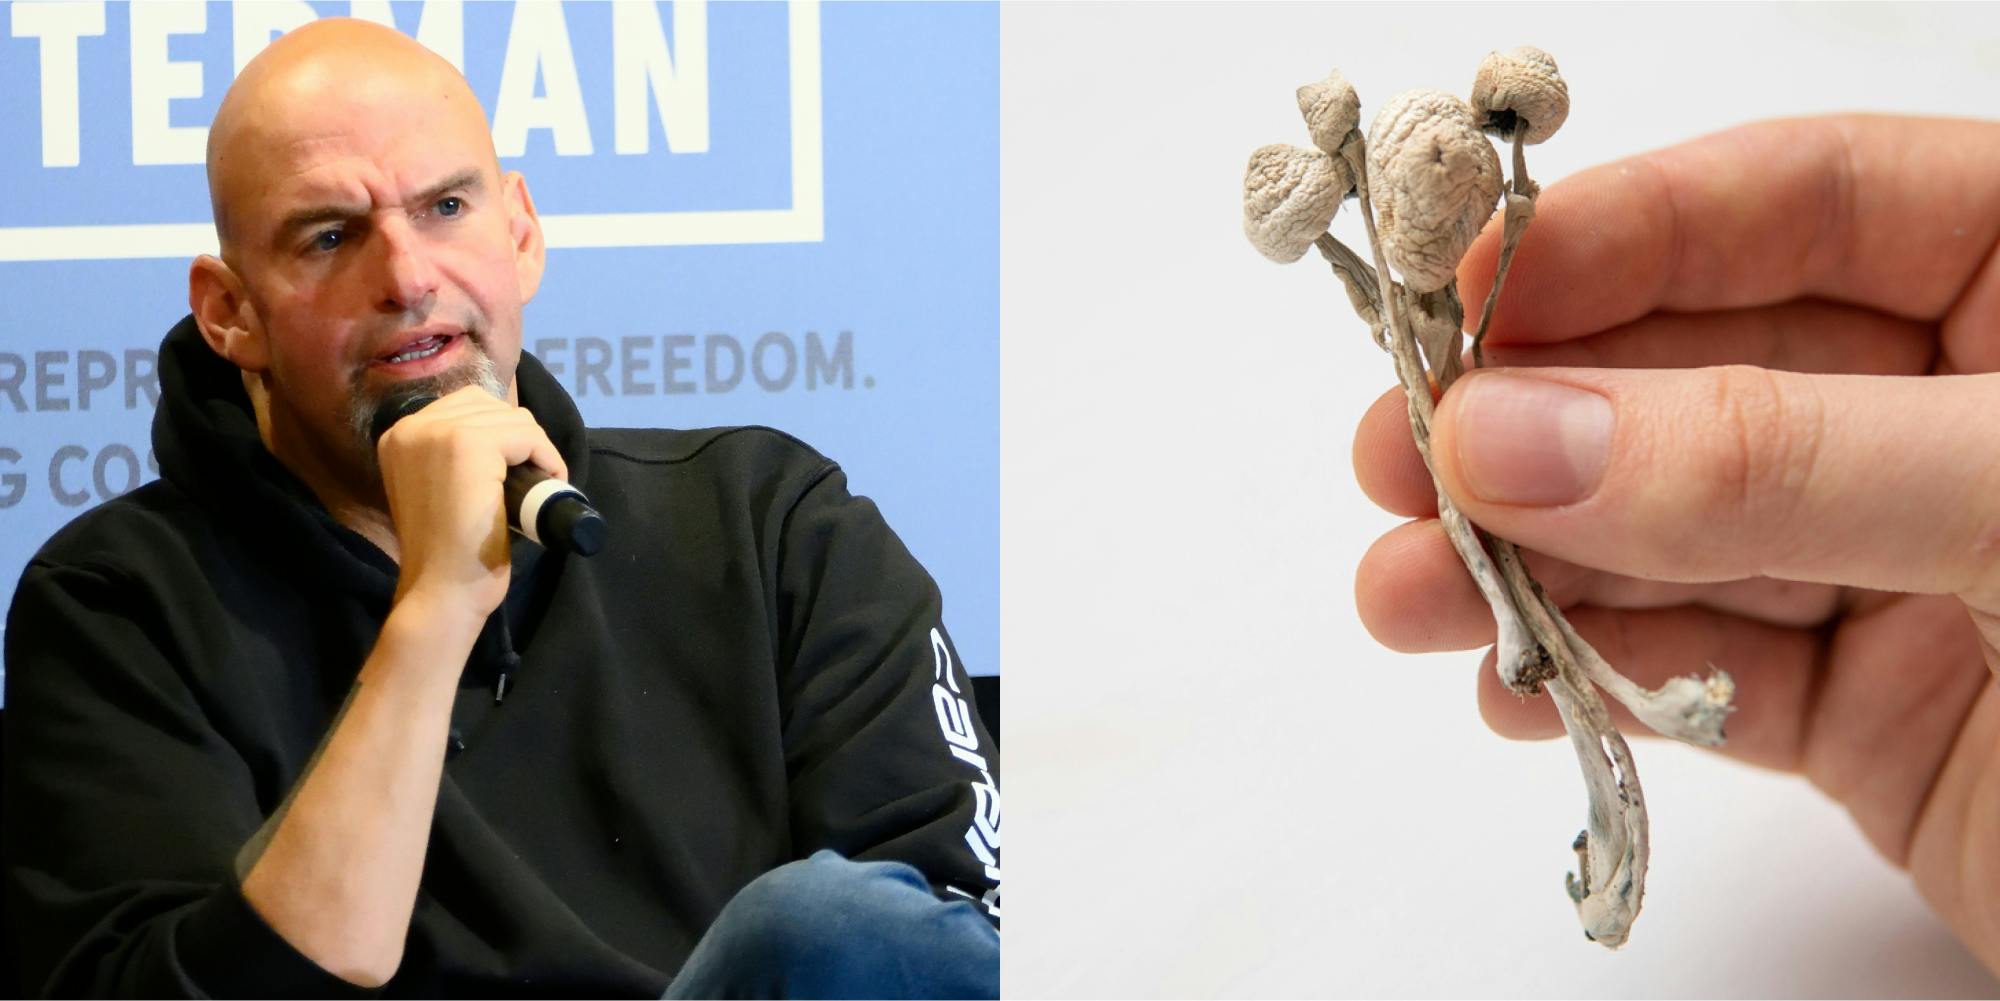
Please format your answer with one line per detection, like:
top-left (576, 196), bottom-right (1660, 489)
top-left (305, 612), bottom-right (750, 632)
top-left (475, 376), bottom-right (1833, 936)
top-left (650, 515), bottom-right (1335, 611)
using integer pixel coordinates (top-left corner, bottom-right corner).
top-left (1348, 113), bottom-right (2000, 976)
top-left (1245, 48), bottom-right (1738, 949)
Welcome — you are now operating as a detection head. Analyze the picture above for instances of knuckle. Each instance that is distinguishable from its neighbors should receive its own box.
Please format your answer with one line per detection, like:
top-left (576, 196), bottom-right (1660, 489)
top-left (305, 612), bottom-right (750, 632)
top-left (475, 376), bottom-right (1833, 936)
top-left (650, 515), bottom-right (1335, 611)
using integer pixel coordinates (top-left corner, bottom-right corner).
top-left (377, 420), bottom-right (428, 459)
top-left (1696, 365), bottom-right (1825, 552)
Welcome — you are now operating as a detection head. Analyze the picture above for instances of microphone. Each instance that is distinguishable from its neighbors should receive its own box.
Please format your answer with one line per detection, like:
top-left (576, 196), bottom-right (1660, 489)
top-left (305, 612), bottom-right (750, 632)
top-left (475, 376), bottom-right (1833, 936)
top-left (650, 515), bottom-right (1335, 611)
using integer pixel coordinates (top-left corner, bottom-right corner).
top-left (369, 388), bottom-right (607, 557)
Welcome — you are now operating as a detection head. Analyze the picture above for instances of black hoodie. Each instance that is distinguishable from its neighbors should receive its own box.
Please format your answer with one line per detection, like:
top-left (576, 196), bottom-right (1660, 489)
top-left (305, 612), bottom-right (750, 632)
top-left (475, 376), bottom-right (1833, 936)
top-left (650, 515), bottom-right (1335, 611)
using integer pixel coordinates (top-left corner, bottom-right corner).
top-left (1, 317), bottom-right (1001, 997)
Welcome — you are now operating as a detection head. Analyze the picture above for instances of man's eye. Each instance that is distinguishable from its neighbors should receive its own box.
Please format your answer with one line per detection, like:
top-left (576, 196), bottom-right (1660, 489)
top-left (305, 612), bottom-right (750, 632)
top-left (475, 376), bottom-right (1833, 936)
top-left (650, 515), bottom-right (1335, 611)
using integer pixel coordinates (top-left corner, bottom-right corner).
top-left (437, 196), bottom-right (464, 217)
top-left (309, 230), bottom-right (343, 253)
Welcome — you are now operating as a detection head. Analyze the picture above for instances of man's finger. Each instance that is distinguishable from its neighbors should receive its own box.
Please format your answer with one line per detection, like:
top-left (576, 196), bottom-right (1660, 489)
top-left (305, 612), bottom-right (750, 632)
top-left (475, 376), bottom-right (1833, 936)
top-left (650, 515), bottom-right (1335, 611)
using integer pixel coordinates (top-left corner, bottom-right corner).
top-left (1356, 518), bottom-right (1843, 652)
top-left (1456, 115), bottom-right (2000, 347)
top-left (1427, 365), bottom-right (2000, 603)
top-left (1474, 604), bottom-right (1821, 773)
top-left (1478, 299), bottom-right (1935, 377)
top-left (393, 391), bottom-right (570, 483)
top-left (483, 417), bottom-right (567, 483)
top-left (1805, 591), bottom-right (1993, 862)
top-left (427, 388), bottom-right (568, 480)
top-left (1351, 298), bottom-right (1937, 519)
top-left (1353, 387), bottom-right (1437, 519)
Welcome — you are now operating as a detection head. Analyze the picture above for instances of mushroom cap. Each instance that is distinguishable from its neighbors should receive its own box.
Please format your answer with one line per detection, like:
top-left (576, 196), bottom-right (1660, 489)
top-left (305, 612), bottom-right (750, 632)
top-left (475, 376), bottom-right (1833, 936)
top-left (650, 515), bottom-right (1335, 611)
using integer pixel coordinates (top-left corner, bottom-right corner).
top-left (1470, 46), bottom-right (1569, 145)
top-left (1296, 69), bottom-right (1361, 156)
top-left (1366, 89), bottom-right (1503, 293)
top-left (1243, 143), bottom-right (1352, 264)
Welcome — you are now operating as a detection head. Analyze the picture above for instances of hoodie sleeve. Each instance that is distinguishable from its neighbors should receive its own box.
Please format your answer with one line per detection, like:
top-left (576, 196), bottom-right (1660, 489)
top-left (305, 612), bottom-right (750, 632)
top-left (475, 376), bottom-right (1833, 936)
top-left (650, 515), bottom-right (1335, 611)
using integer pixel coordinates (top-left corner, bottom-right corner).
top-left (771, 465), bottom-right (1001, 925)
top-left (3, 562), bottom-right (379, 998)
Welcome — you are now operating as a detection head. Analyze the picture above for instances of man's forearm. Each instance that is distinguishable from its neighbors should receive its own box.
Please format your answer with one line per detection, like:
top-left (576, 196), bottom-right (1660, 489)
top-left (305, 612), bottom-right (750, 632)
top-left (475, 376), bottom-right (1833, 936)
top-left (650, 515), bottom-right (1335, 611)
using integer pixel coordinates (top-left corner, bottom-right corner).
top-left (237, 591), bottom-right (483, 987)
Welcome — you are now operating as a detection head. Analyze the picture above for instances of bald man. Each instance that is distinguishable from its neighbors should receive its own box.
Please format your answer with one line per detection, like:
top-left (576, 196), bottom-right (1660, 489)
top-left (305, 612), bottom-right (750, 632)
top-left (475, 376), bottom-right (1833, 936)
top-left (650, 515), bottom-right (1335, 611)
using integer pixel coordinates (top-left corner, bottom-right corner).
top-left (2, 19), bottom-right (999, 998)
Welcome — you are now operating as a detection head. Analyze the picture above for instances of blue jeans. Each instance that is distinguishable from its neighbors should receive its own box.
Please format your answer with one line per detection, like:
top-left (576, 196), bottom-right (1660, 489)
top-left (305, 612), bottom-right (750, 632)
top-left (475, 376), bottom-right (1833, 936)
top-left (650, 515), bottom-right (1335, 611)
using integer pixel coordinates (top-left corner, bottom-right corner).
top-left (661, 850), bottom-right (999, 999)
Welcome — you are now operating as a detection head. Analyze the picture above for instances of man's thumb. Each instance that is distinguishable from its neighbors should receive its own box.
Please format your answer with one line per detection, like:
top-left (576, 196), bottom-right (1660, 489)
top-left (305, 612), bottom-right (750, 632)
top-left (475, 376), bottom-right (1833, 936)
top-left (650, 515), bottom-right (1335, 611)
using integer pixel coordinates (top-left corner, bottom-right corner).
top-left (1428, 365), bottom-right (2000, 603)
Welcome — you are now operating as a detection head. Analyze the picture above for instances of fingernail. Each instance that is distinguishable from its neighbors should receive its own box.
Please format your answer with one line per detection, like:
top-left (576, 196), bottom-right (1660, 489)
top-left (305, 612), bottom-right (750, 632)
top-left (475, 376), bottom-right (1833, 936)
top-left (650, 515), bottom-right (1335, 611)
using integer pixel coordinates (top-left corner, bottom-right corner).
top-left (1453, 374), bottom-right (1613, 506)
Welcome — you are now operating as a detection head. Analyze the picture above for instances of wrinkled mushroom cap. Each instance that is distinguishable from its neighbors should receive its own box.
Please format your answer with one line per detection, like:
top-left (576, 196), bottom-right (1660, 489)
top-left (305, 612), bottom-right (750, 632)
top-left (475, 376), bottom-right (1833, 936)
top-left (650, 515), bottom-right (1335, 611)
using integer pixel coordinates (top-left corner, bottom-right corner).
top-left (1366, 90), bottom-right (1503, 293)
top-left (1296, 69), bottom-right (1361, 156)
top-left (1470, 46), bottom-right (1569, 145)
top-left (1243, 143), bottom-right (1352, 264)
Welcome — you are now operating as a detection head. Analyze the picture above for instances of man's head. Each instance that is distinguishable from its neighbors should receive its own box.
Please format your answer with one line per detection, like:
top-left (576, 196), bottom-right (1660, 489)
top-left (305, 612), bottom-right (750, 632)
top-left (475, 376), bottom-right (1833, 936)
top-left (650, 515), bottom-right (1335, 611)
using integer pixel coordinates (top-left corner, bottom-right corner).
top-left (189, 18), bottom-right (545, 489)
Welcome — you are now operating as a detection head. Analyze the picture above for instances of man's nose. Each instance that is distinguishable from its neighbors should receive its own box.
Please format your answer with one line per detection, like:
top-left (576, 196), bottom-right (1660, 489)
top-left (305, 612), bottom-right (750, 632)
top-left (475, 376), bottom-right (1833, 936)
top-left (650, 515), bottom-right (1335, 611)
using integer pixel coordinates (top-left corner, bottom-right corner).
top-left (372, 218), bottom-right (441, 312)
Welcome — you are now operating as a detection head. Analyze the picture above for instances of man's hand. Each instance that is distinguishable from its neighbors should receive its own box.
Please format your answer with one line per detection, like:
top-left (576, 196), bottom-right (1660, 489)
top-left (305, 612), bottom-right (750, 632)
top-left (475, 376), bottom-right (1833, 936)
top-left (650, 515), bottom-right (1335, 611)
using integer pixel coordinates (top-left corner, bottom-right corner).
top-left (1350, 115), bottom-right (2000, 970)
top-left (376, 383), bottom-right (567, 615)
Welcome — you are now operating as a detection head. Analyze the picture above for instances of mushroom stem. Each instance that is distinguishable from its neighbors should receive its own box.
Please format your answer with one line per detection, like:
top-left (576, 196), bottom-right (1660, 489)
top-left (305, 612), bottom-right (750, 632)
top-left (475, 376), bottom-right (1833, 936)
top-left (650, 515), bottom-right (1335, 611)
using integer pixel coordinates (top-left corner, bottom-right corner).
top-left (1511, 127), bottom-right (1535, 197)
top-left (1547, 671), bottom-right (1648, 948)
top-left (1407, 284), bottom-right (1467, 388)
top-left (1313, 232), bottom-right (1386, 350)
top-left (1470, 131), bottom-right (1536, 370)
top-left (1553, 603), bottom-right (1737, 748)
top-left (1480, 531), bottom-right (1647, 946)
top-left (1348, 133), bottom-right (1546, 694)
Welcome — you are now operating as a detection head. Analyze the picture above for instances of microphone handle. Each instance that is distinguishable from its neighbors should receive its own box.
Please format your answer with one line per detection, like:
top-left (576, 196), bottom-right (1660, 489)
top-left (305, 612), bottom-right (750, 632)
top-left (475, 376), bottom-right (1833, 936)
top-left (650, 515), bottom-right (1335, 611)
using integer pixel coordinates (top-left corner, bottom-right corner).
top-left (504, 464), bottom-right (608, 557)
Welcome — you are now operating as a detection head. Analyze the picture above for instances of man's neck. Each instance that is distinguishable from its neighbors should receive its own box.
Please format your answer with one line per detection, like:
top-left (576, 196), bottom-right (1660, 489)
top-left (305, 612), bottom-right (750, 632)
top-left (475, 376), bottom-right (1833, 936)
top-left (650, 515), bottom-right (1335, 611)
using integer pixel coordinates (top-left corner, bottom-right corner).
top-left (245, 372), bottom-right (403, 564)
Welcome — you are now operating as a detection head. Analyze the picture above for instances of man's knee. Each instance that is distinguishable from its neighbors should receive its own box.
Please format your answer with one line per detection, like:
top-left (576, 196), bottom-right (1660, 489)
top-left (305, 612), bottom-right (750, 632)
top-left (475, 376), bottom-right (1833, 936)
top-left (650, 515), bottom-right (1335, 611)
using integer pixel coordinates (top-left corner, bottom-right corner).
top-left (669, 851), bottom-right (998, 999)
top-left (719, 850), bottom-right (945, 953)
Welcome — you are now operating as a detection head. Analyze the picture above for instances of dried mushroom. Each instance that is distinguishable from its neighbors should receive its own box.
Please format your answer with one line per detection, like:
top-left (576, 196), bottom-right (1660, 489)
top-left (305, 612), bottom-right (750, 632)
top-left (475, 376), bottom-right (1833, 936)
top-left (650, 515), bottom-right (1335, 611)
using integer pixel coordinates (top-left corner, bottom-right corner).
top-left (1471, 46), bottom-right (1569, 145)
top-left (1296, 69), bottom-right (1361, 157)
top-left (1243, 144), bottom-right (1353, 264)
top-left (1366, 89), bottom-right (1503, 294)
top-left (1241, 50), bottom-right (1732, 951)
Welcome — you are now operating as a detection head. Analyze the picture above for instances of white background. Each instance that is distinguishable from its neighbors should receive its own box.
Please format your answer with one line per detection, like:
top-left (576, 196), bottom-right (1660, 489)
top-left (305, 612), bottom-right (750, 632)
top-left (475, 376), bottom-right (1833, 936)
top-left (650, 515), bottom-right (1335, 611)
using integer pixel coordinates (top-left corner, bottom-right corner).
top-left (1002, 3), bottom-right (2000, 996)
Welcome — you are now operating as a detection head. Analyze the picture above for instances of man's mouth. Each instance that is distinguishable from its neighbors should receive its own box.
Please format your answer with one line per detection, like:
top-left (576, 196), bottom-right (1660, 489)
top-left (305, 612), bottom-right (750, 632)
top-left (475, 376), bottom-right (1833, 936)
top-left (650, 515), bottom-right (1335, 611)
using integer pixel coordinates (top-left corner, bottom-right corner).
top-left (380, 333), bottom-right (456, 364)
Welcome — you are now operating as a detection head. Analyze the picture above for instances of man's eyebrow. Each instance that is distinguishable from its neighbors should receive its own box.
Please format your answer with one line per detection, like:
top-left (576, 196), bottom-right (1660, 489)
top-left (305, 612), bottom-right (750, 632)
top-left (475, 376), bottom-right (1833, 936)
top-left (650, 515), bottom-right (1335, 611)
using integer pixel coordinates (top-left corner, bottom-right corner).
top-left (272, 203), bottom-right (358, 249)
top-left (271, 169), bottom-right (487, 250)
top-left (410, 169), bottom-right (485, 210)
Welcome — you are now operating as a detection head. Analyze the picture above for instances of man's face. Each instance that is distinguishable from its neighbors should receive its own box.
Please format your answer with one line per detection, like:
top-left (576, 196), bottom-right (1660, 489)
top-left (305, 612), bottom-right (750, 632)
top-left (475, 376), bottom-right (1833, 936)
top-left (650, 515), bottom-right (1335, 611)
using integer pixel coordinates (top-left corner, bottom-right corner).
top-left (214, 70), bottom-right (540, 469)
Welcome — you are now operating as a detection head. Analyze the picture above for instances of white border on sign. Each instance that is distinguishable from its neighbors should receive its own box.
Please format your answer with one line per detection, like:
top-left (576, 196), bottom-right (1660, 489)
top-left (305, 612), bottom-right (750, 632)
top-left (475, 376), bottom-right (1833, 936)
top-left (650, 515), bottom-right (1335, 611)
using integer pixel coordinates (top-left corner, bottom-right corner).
top-left (0, 0), bottom-right (824, 262)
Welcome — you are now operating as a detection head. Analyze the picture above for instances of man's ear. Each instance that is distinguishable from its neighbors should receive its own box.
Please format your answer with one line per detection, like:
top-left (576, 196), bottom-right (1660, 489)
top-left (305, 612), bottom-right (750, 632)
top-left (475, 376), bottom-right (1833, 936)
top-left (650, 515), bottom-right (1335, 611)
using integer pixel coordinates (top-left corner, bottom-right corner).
top-left (504, 171), bottom-right (546, 304)
top-left (188, 255), bottom-right (269, 372)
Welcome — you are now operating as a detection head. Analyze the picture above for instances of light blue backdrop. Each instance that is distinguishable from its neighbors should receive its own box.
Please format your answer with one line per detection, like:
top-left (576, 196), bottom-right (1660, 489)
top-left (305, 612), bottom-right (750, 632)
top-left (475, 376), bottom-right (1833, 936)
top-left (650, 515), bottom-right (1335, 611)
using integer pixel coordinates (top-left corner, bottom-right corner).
top-left (0, 0), bottom-right (999, 683)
